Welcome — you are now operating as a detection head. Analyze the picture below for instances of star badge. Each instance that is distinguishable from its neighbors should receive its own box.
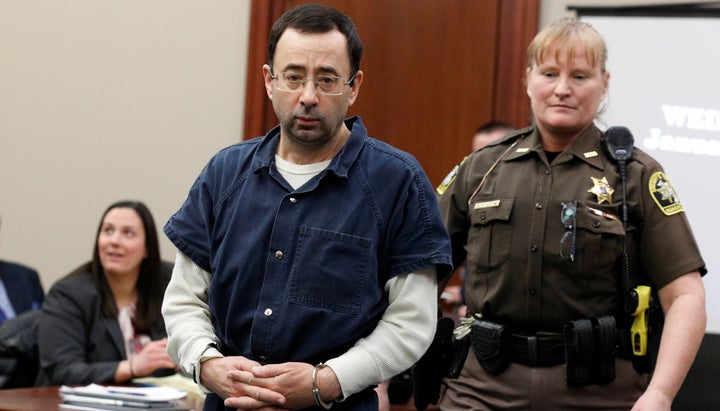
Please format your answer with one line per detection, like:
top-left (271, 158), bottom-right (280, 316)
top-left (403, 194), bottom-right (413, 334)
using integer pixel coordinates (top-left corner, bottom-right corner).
top-left (587, 176), bottom-right (614, 204)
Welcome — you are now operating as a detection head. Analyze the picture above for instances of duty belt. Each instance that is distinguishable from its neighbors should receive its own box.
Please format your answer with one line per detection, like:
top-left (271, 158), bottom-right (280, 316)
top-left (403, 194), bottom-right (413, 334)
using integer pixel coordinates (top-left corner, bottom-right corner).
top-left (468, 318), bottom-right (566, 374)
top-left (467, 315), bottom-right (619, 386)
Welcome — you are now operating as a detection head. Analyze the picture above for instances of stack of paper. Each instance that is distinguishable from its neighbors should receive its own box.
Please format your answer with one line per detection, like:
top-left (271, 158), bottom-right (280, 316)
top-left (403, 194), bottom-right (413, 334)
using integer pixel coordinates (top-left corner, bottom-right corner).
top-left (60, 384), bottom-right (191, 411)
top-left (132, 374), bottom-right (205, 410)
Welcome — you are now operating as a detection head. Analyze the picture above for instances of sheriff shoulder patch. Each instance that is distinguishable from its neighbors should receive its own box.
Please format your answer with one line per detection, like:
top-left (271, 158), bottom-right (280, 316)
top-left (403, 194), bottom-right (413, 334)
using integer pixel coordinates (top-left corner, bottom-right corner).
top-left (649, 171), bottom-right (684, 216)
top-left (436, 157), bottom-right (466, 195)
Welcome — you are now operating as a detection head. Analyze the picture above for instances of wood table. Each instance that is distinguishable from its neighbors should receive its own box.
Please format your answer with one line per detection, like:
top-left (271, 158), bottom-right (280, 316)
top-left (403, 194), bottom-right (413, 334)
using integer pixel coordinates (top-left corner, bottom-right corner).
top-left (0, 386), bottom-right (204, 411)
top-left (0, 386), bottom-right (434, 411)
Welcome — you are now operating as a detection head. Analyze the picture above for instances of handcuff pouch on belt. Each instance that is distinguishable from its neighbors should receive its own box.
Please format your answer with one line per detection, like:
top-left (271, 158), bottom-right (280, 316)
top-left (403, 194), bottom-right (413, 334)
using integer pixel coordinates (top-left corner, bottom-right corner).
top-left (563, 315), bottom-right (616, 387)
top-left (469, 318), bottom-right (509, 375)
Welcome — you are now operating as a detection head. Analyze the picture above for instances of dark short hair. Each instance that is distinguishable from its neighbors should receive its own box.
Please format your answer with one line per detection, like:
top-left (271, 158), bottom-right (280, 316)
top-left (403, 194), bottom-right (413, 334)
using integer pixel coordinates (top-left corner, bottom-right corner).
top-left (476, 120), bottom-right (515, 135)
top-left (90, 200), bottom-right (166, 330)
top-left (267, 3), bottom-right (363, 84)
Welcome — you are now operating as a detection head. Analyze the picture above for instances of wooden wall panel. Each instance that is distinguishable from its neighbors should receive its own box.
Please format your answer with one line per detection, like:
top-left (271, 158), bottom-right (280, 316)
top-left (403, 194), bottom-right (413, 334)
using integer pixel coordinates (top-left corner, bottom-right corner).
top-left (242, 0), bottom-right (287, 141)
top-left (495, 0), bottom-right (537, 128)
top-left (244, 0), bottom-right (537, 186)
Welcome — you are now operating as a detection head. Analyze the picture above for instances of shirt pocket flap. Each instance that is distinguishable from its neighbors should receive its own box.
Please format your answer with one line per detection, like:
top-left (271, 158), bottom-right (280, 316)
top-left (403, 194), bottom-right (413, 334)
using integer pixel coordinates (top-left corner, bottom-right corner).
top-left (574, 203), bottom-right (625, 236)
top-left (469, 198), bottom-right (515, 226)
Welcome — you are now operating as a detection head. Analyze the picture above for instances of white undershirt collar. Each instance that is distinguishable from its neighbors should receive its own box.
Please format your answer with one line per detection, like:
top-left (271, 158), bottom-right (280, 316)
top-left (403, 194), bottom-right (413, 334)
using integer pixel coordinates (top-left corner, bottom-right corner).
top-left (274, 155), bottom-right (331, 189)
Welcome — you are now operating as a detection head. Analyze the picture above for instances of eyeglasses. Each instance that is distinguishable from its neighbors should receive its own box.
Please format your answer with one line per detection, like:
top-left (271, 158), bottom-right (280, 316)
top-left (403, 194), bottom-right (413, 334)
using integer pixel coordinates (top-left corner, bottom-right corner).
top-left (270, 70), bottom-right (354, 96)
top-left (560, 200), bottom-right (577, 262)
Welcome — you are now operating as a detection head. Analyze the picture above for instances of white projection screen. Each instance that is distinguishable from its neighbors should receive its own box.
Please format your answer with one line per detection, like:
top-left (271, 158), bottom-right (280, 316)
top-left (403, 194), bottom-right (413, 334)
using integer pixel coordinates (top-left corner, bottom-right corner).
top-left (576, 9), bottom-right (720, 333)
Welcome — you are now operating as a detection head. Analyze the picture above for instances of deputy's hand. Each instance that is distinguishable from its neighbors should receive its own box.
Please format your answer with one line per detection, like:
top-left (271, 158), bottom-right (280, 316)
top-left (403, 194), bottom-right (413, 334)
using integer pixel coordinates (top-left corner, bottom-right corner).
top-left (631, 387), bottom-right (671, 411)
top-left (131, 338), bottom-right (177, 377)
top-left (201, 356), bottom-right (286, 408)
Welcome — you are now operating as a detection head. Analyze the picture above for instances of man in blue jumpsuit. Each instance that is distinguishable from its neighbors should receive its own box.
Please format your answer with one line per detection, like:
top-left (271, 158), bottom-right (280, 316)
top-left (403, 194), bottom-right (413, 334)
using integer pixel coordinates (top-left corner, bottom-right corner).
top-left (161, 4), bottom-right (452, 410)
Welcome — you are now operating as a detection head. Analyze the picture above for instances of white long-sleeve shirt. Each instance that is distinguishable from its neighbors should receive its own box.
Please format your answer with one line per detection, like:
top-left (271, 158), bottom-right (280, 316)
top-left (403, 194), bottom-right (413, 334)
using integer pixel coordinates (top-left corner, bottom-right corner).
top-left (162, 251), bottom-right (438, 399)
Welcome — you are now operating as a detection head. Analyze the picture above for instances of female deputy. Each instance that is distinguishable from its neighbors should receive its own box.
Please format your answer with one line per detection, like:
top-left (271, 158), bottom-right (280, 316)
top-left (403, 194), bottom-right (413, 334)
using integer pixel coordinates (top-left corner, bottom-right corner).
top-left (436, 18), bottom-right (706, 410)
top-left (38, 200), bottom-right (176, 385)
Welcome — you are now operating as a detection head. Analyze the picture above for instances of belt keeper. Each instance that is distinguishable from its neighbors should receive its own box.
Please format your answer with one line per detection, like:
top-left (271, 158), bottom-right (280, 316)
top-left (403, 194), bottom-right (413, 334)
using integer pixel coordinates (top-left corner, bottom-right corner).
top-left (312, 363), bottom-right (334, 409)
top-left (527, 336), bottom-right (539, 365)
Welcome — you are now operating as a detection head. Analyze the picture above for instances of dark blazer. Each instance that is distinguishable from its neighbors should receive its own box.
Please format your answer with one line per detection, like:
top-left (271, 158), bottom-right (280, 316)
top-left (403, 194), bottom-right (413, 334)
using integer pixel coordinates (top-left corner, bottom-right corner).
top-left (0, 260), bottom-right (44, 318)
top-left (37, 262), bottom-right (172, 385)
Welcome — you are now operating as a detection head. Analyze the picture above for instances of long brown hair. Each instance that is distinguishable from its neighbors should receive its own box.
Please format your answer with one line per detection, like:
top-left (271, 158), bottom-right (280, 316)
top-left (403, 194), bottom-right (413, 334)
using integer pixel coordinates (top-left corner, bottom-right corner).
top-left (90, 200), bottom-right (166, 331)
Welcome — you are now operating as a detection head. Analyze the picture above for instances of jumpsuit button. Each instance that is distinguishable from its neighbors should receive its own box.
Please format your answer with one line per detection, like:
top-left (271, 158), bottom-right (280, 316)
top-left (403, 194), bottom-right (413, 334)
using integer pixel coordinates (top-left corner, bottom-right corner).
top-left (264, 308), bottom-right (273, 316)
top-left (275, 250), bottom-right (284, 260)
top-left (289, 197), bottom-right (298, 203)
top-left (530, 245), bottom-right (538, 252)
top-left (593, 221), bottom-right (601, 228)
top-left (529, 288), bottom-right (537, 295)
top-left (480, 212), bottom-right (486, 220)
top-left (544, 170), bottom-right (550, 175)
top-left (535, 203), bottom-right (543, 209)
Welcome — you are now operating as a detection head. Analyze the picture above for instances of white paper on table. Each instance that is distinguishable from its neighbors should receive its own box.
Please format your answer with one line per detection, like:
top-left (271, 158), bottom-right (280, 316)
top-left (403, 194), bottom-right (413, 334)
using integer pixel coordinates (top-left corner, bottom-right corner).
top-left (60, 383), bottom-right (187, 402)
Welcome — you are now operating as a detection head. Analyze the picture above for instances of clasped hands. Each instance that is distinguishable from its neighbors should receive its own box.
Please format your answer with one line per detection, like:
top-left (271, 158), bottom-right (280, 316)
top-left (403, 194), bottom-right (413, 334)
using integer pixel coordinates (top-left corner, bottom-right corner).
top-left (201, 356), bottom-right (341, 411)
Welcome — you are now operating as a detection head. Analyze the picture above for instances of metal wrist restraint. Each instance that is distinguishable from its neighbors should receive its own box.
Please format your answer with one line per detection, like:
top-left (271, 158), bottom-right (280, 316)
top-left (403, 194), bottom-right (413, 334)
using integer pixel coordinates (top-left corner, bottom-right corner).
top-left (312, 363), bottom-right (334, 409)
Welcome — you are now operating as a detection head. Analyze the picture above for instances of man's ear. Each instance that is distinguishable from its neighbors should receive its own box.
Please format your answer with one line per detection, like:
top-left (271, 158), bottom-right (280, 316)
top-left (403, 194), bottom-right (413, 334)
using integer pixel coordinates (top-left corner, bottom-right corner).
top-left (262, 64), bottom-right (274, 100)
top-left (347, 70), bottom-right (363, 106)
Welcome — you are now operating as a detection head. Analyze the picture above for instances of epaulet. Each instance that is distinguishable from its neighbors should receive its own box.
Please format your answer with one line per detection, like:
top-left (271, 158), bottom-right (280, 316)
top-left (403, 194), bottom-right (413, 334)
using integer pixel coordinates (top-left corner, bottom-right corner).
top-left (437, 127), bottom-right (533, 196)
top-left (485, 125), bottom-right (533, 148)
top-left (436, 156), bottom-right (466, 195)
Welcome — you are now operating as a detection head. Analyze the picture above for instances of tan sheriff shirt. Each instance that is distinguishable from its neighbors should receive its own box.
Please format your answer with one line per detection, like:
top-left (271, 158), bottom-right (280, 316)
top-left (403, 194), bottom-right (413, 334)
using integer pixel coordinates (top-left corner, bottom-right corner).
top-left (437, 124), bottom-right (706, 332)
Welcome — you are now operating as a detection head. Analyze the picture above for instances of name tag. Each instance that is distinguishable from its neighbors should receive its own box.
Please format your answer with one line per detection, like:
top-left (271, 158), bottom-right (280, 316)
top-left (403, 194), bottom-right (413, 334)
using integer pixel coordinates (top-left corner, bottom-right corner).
top-left (474, 200), bottom-right (500, 209)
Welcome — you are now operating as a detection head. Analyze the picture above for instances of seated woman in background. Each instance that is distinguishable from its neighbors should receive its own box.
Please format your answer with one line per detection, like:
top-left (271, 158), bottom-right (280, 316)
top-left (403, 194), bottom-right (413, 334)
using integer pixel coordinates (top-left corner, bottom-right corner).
top-left (38, 200), bottom-right (177, 385)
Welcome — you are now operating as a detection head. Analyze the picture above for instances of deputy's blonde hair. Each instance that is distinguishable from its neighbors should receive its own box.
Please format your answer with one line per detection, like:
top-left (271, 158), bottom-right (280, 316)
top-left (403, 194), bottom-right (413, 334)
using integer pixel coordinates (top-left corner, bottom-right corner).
top-left (527, 18), bottom-right (608, 73)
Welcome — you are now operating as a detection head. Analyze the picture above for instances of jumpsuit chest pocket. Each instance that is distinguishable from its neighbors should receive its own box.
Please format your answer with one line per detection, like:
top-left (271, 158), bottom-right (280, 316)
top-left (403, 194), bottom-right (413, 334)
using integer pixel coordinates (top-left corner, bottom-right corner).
top-left (572, 202), bottom-right (626, 275)
top-left (288, 226), bottom-right (370, 315)
top-left (467, 198), bottom-right (514, 272)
